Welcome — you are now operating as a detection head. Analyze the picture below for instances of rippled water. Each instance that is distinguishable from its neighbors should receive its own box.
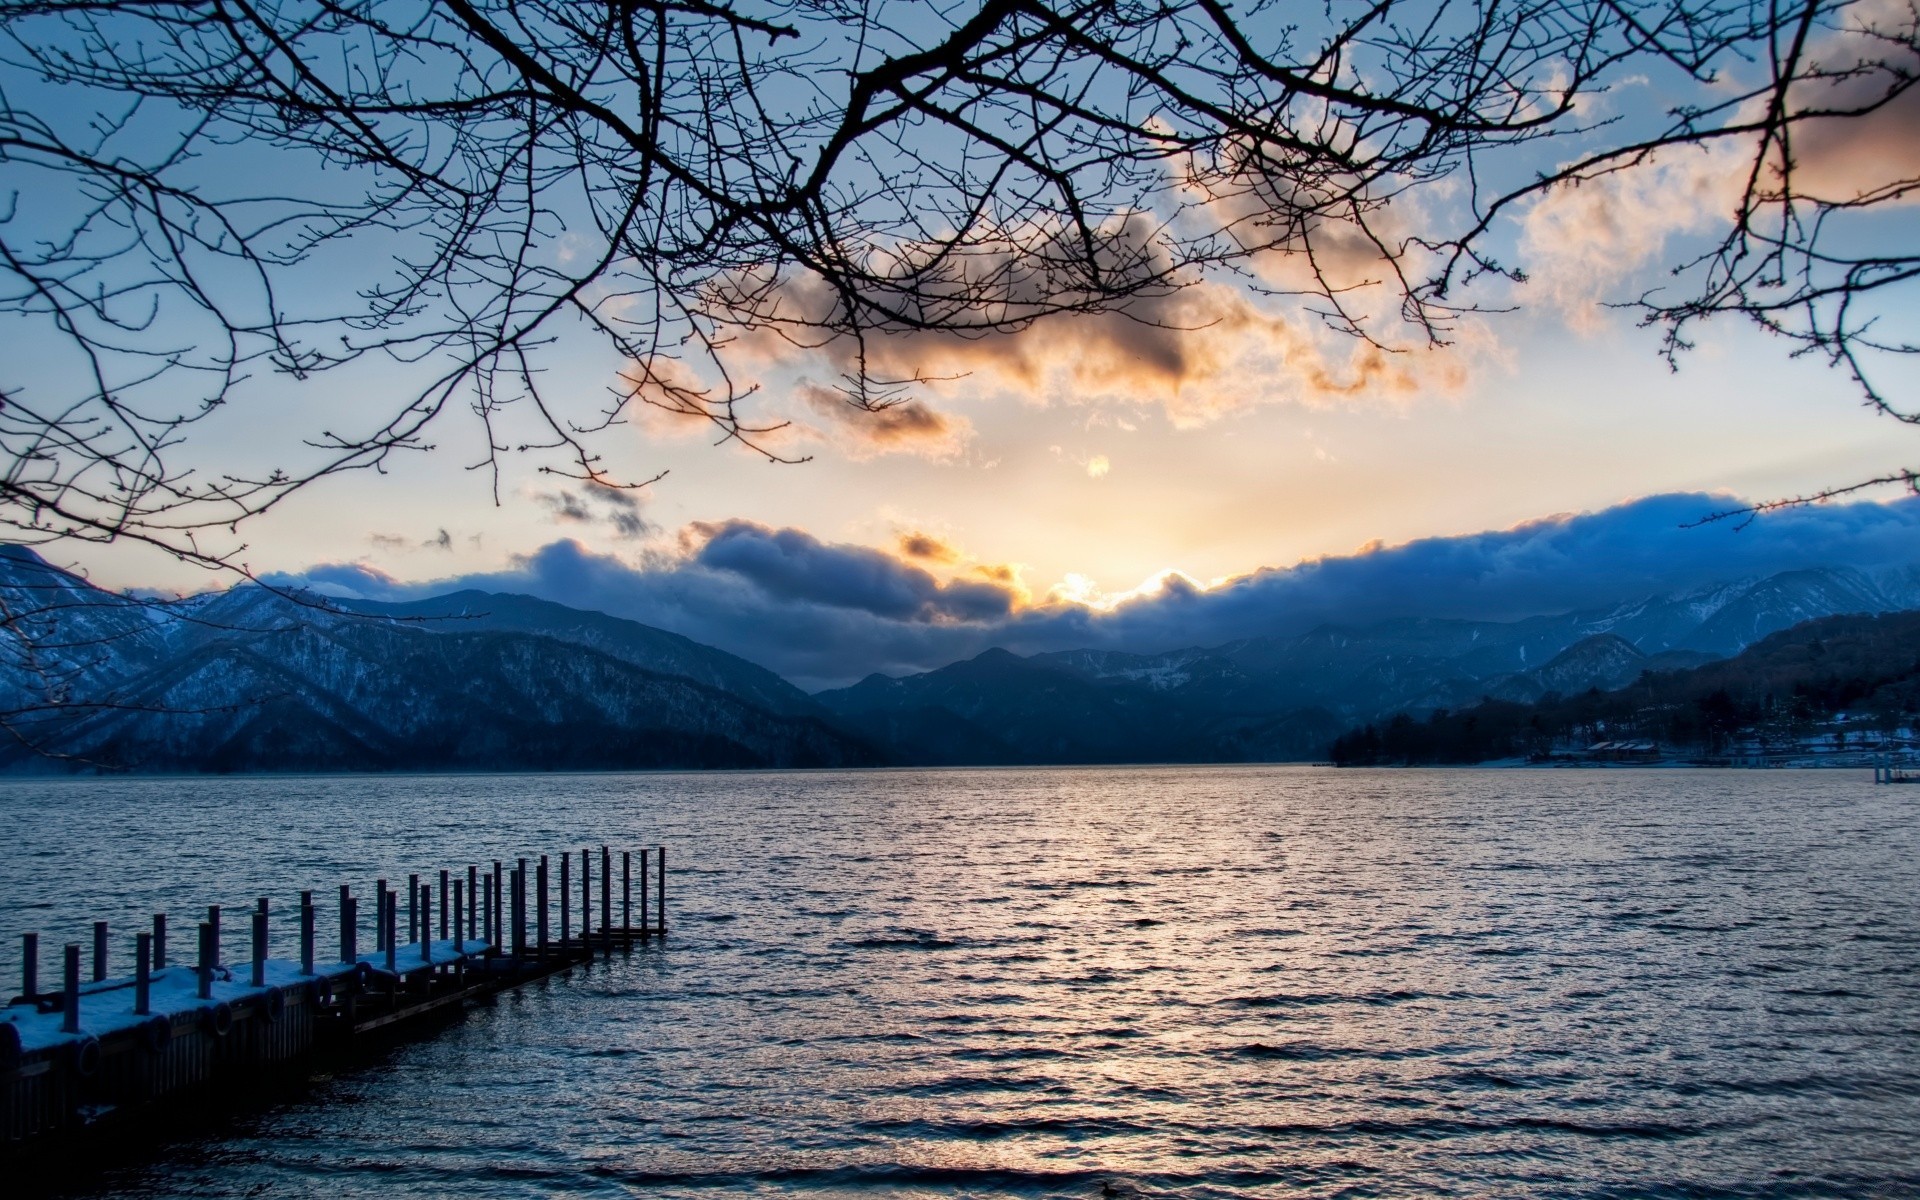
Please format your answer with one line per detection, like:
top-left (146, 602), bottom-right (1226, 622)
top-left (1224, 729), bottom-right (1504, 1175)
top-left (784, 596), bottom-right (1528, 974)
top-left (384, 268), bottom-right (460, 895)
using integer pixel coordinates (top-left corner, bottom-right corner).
top-left (2, 766), bottom-right (1918, 1198)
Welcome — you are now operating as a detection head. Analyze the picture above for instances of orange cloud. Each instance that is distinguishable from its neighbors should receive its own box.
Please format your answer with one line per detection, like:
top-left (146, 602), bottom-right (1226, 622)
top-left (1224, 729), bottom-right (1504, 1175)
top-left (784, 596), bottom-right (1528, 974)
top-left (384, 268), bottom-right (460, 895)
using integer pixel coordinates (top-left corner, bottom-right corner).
top-left (716, 212), bottom-right (1472, 429)
top-left (1521, 0), bottom-right (1920, 319)
top-left (898, 531), bottom-right (960, 563)
top-left (756, 277), bottom-right (1465, 428)
top-left (796, 383), bottom-right (972, 459)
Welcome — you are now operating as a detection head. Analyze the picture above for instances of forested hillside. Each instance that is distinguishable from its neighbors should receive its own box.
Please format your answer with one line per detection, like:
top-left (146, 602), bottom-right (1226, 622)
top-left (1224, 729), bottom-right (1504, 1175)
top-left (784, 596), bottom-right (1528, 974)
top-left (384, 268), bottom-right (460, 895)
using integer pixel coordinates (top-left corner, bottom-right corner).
top-left (1329, 613), bottom-right (1920, 765)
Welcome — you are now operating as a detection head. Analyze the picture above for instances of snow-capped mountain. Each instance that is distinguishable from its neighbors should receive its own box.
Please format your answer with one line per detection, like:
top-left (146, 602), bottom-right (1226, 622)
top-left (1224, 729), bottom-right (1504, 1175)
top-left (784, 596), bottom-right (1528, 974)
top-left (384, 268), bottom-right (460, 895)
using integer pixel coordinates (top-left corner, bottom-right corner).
top-left (817, 564), bottom-right (1920, 762)
top-left (5, 545), bottom-right (1916, 771)
top-left (0, 551), bottom-right (872, 772)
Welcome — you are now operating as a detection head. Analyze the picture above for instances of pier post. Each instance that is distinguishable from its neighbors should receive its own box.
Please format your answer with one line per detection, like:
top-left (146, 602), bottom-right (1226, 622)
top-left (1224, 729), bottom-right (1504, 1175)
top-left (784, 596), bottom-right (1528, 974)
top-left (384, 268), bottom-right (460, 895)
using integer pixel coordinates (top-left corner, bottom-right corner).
top-left (93, 920), bottom-right (108, 982)
top-left (197, 922), bottom-right (214, 1000)
top-left (492, 861), bottom-right (503, 952)
top-left (513, 861), bottom-right (527, 959)
top-left (623, 851), bottom-right (631, 938)
top-left (560, 852), bottom-right (571, 946)
top-left (537, 855), bottom-right (550, 953)
top-left (153, 913), bottom-right (166, 969)
top-left (385, 889), bottom-right (397, 974)
top-left (468, 865), bottom-right (478, 944)
top-left (439, 869), bottom-right (449, 940)
top-left (641, 850), bottom-right (649, 936)
top-left (421, 885), bottom-right (433, 964)
top-left (251, 900), bottom-right (267, 988)
top-left (408, 873), bottom-right (419, 947)
top-left (208, 905), bottom-right (221, 968)
top-left (61, 944), bottom-right (80, 1033)
top-left (300, 891), bottom-right (315, 975)
top-left (581, 849), bottom-right (591, 945)
top-left (135, 932), bottom-right (152, 1016)
top-left (481, 873), bottom-right (493, 947)
top-left (375, 880), bottom-right (387, 952)
top-left (339, 886), bottom-right (357, 963)
top-left (452, 879), bottom-right (464, 953)
top-left (601, 845), bottom-right (612, 957)
top-left (21, 932), bottom-right (36, 1001)
top-left (658, 845), bottom-right (667, 934)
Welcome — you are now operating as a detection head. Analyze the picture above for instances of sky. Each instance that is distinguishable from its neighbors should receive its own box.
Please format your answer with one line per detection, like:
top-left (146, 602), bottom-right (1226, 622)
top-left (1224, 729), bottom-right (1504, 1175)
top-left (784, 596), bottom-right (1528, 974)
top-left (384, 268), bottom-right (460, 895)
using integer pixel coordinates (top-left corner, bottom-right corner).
top-left (67, 184), bottom-right (1920, 689)
top-left (21, 1), bottom-right (1920, 688)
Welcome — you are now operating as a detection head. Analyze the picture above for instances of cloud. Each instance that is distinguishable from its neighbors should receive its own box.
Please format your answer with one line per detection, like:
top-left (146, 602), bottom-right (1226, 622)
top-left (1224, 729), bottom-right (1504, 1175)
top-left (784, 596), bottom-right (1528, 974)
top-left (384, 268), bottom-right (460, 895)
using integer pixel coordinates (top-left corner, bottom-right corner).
top-left (1520, 1), bottom-right (1920, 319)
top-left (531, 482), bottom-right (653, 539)
top-left (1788, 0), bottom-right (1920, 205)
top-left (1520, 142), bottom-right (1749, 323)
top-left (368, 528), bottom-right (458, 552)
top-left (764, 276), bottom-right (1464, 430)
top-left (278, 492), bottom-right (1920, 691)
top-left (898, 532), bottom-right (960, 563)
top-left (797, 384), bottom-right (972, 459)
top-left (686, 520), bottom-right (1018, 623)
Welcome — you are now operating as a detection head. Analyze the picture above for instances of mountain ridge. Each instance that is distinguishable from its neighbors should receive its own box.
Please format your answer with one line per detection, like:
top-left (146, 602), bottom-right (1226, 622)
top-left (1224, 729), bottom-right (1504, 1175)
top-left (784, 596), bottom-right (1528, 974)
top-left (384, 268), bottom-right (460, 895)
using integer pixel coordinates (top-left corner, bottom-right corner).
top-left (815, 563), bottom-right (1920, 763)
top-left (3, 547), bottom-right (1916, 771)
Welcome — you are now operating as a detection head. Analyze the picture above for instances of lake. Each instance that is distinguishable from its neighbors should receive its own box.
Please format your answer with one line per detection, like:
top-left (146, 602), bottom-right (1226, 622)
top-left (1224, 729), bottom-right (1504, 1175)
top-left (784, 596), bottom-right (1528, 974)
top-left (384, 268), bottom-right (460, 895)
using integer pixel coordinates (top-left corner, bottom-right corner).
top-left (2, 766), bottom-right (1917, 1197)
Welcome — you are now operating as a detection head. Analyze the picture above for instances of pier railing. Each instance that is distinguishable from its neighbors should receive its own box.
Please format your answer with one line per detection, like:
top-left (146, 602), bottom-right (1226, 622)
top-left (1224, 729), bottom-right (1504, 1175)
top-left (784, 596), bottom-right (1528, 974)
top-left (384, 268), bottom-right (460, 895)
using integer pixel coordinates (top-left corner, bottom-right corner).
top-left (1, 844), bottom-right (665, 1145)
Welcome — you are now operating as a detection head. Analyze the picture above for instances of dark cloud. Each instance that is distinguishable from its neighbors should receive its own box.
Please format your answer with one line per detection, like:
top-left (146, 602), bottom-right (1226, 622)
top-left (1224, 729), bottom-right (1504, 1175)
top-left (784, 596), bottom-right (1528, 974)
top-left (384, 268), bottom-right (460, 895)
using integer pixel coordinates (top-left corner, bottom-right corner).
top-left (369, 529), bottom-right (457, 551)
top-left (689, 520), bottom-right (1017, 623)
top-left (279, 493), bottom-right (1920, 690)
top-left (532, 483), bottom-right (654, 539)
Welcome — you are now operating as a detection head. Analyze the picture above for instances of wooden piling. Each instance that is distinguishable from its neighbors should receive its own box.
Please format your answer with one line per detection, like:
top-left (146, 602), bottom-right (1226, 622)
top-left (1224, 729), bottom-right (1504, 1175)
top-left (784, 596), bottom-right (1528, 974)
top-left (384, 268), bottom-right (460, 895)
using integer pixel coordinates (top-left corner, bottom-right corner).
top-left (152, 913), bottom-right (165, 969)
top-left (374, 880), bottom-right (387, 952)
top-left (134, 932), bottom-right (151, 1016)
top-left (622, 851), bottom-right (631, 934)
top-left (61, 945), bottom-right (79, 1033)
top-left (339, 886), bottom-right (356, 963)
top-left (92, 921), bottom-right (107, 983)
top-left (537, 855), bottom-right (550, 952)
top-left (196, 923), bottom-right (213, 1000)
top-left (384, 889), bottom-right (397, 973)
top-left (439, 869), bottom-right (450, 939)
top-left (251, 901), bottom-right (267, 988)
top-left (580, 849), bottom-right (591, 943)
top-left (20, 932), bottom-right (36, 1001)
top-left (600, 846), bottom-right (612, 957)
top-left (658, 845), bottom-right (667, 934)
top-left (407, 873), bottom-right (419, 946)
top-left (300, 891), bottom-right (315, 975)
top-left (641, 851), bottom-right (649, 934)
top-left (560, 852), bottom-right (571, 945)
top-left (513, 860), bottom-right (527, 957)
top-left (420, 885), bottom-right (432, 964)
top-left (452, 879), bottom-right (465, 952)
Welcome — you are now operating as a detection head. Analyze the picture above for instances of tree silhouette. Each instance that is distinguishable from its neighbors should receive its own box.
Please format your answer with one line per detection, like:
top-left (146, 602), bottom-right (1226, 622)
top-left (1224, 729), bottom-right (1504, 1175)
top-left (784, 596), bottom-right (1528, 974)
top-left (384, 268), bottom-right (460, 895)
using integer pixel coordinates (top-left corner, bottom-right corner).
top-left (0, 0), bottom-right (1915, 572)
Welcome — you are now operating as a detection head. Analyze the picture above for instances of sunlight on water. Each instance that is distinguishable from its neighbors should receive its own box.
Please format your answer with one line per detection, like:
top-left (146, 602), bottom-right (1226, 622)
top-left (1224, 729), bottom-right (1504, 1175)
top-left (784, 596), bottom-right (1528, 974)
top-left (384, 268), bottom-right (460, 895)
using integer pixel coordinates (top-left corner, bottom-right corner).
top-left (2, 766), bottom-right (1917, 1197)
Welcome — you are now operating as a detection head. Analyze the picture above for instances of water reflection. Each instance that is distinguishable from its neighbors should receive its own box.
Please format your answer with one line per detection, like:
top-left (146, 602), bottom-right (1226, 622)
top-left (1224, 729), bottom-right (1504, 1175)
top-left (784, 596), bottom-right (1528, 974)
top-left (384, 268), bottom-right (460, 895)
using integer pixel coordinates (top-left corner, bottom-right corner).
top-left (1, 766), bottom-right (1916, 1197)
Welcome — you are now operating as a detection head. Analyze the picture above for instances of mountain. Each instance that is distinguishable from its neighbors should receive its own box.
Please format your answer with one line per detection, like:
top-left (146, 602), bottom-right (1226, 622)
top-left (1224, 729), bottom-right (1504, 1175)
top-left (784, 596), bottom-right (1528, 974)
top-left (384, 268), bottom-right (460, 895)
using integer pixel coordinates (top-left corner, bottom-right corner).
top-left (819, 564), bottom-right (1920, 764)
top-left (1329, 610), bottom-right (1920, 765)
top-left (337, 590), bottom-right (822, 717)
top-left (0, 554), bottom-right (874, 773)
top-left (6, 546), bottom-right (1916, 773)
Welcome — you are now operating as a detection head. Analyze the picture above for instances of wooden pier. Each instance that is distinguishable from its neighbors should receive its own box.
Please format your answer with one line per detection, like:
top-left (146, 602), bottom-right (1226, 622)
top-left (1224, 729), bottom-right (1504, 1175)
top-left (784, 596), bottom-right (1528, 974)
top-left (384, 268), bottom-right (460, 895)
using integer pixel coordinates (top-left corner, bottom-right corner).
top-left (1, 844), bottom-right (666, 1146)
top-left (1873, 757), bottom-right (1917, 784)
